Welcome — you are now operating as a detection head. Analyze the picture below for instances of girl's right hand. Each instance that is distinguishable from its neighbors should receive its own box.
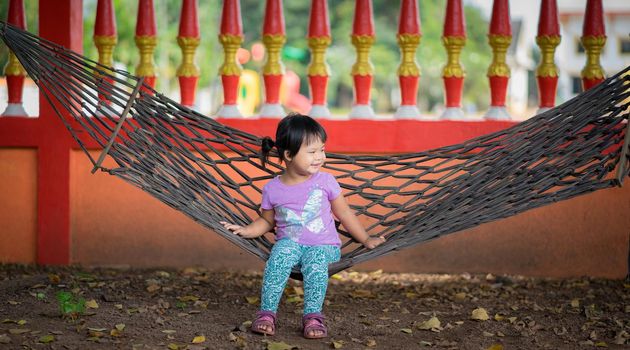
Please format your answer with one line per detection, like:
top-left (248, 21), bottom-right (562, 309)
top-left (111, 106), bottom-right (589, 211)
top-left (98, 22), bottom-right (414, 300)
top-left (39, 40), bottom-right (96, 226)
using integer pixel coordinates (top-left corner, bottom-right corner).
top-left (220, 221), bottom-right (252, 238)
top-left (363, 236), bottom-right (386, 249)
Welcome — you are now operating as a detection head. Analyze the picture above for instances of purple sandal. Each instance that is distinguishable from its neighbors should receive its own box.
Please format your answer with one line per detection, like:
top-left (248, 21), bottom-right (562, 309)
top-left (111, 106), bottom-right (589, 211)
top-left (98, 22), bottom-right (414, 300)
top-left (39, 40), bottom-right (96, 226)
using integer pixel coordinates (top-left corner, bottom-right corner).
top-left (251, 310), bottom-right (276, 336)
top-left (302, 312), bottom-right (327, 339)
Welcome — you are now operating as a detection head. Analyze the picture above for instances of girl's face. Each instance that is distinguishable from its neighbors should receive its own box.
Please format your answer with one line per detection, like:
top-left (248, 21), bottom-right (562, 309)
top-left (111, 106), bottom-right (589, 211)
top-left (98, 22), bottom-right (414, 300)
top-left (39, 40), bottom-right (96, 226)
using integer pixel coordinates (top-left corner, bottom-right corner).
top-left (284, 137), bottom-right (326, 177)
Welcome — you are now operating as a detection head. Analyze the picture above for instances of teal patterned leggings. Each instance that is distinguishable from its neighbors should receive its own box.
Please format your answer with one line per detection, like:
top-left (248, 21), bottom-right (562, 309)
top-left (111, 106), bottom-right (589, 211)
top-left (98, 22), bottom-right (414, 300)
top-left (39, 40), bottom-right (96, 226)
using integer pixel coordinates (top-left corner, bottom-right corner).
top-left (260, 239), bottom-right (341, 314)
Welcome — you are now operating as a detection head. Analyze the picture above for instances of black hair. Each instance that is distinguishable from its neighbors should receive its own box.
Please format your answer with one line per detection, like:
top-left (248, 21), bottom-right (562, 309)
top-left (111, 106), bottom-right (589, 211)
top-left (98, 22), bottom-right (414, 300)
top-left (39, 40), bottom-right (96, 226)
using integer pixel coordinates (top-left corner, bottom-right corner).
top-left (260, 113), bottom-right (327, 167)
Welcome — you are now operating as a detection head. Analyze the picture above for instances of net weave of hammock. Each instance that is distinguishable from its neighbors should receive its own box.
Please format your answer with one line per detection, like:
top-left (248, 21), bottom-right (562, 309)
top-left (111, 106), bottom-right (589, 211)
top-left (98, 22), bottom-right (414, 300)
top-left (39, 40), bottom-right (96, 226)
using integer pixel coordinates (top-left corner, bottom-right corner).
top-left (2, 23), bottom-right (629, 277)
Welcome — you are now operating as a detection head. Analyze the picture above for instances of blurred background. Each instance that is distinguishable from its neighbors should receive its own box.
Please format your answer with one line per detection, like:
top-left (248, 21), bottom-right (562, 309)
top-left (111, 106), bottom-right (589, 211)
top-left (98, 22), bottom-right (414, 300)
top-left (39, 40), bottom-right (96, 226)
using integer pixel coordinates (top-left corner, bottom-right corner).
top-left (0, 0), bottom-right (628, 119)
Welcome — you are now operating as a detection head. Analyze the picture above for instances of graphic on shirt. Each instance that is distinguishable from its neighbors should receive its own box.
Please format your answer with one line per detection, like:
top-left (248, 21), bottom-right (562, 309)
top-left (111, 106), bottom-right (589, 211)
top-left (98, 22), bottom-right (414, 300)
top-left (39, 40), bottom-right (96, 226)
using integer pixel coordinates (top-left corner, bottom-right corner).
top-left (278, 187), bottom-right (325, 241)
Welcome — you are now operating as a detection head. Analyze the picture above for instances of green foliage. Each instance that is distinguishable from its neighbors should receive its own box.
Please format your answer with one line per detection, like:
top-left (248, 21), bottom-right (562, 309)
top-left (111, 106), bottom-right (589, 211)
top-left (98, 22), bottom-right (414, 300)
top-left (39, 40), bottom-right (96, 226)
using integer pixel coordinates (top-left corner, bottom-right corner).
top-left (56, 291), bottom-right (86, 317)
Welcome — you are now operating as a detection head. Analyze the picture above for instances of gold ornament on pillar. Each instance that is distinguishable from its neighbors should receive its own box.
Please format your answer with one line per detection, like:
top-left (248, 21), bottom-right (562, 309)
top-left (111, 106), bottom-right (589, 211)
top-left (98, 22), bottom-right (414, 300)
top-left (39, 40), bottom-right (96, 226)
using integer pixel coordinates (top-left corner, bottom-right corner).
top-left (177, 36), bottom-right (200, 77)
top-left (580, 36), bottom-right (606, 80)
top-left (487, 34), bottom-right (511, 77)
top-left (396, 33), bottom-right (420, 77)
top-left (93, 35), bottom-right (117, 76)
top-left (4, 52), bottom-right (26, 77)
top-left (442, 36), bottom-right (466, 78)
top-left (536, 35), bottom-right (561, 77)
top-left (135, 35), bottom-right (157, 77)
top-left (218, 34), bottom-right (243, 76)
top-left (307, 36), bottom-right (331, 77)
top-left (262, 34), bottom-right (286, 76)
top-left (351, 35), bottom-right (375, 76)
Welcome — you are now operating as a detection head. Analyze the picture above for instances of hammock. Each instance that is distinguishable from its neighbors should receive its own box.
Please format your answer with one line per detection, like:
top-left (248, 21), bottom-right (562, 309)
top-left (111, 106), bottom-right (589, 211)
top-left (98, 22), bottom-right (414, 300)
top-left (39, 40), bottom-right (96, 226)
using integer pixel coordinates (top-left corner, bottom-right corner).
top-left (2, 23), bottom-right (629, 278)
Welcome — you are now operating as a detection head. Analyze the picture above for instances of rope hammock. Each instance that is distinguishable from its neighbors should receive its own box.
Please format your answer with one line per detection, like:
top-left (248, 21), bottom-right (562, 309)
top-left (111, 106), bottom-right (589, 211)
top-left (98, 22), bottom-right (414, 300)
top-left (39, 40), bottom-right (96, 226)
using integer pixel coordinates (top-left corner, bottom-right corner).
top-left (2, 23), bottom-right (629, 278)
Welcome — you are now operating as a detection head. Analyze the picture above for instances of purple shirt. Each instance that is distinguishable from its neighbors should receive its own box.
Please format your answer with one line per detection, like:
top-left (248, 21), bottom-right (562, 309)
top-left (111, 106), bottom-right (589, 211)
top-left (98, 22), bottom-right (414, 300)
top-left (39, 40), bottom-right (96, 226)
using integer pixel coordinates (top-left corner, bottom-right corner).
top-left (261, 171), bottom-right (342, 246)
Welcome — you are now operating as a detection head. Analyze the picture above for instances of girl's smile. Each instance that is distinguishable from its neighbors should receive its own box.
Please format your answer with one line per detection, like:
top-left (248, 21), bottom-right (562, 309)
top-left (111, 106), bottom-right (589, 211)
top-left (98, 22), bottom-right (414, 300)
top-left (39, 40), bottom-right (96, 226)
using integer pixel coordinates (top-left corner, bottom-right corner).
top-left (285, 138), bottom-right (326, 179)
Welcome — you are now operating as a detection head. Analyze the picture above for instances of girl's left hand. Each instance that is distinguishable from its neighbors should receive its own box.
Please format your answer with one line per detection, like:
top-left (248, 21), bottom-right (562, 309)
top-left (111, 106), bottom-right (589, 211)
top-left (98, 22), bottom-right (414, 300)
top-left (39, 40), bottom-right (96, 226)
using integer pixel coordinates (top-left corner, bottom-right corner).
top-left (363, 236), bottom-right (386, 249)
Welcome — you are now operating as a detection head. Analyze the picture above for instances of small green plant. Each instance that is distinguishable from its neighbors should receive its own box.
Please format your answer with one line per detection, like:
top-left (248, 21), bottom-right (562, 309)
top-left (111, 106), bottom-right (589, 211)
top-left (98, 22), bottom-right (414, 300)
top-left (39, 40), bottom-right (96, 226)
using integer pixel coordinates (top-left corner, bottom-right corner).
top-left (56, 291), bottom-right (86, 318)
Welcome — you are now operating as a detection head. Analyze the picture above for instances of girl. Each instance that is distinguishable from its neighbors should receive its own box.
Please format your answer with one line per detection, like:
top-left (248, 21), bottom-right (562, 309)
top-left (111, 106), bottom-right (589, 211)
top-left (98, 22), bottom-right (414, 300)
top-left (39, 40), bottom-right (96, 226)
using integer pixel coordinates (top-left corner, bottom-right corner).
top-left (220, 113), bottom-right (385, 339)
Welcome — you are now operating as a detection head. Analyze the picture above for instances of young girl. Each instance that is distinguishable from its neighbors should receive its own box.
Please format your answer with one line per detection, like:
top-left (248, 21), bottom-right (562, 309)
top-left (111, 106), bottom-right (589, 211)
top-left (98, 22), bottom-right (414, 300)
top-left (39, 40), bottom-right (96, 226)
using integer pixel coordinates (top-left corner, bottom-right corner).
top-left (220, 113), bottom-right (385, 339)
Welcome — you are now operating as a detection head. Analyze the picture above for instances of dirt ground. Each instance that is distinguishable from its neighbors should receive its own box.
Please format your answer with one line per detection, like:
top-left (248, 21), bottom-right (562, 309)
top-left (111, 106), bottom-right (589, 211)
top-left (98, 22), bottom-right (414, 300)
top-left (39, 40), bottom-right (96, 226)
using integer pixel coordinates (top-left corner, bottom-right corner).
top-left (0, 264), bottom-right (628, 350)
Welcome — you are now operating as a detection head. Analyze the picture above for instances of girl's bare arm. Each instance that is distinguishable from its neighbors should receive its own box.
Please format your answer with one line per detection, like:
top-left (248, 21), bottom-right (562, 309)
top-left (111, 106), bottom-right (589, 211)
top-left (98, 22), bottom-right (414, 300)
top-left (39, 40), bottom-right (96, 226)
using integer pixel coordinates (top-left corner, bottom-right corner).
top-left (331, 195), bottom-right (385, 249)
top-left (220, 209), bottom-right (275, 239)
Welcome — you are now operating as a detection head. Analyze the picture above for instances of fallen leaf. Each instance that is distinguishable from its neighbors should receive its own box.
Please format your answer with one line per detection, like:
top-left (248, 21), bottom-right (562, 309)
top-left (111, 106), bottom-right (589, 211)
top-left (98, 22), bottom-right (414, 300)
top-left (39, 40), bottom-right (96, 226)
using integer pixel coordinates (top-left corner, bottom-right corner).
top-left (614, 330), bottom-right (629, 345)
top-left (0, 334), bottom-right (11, 344)
top-left (38, 335), bottom-right (55, 343)
top-left (331, 339), bottom-right (344, 348)
top-left (48, 274), bottom-right (61, 284)
top-left (401, 328), bottom-right (413, 334)
top-left (162, 329), bottom-right (177, 334)
top-left (167, 343), bottom-right (179, 350)
top-left (285, 296), bottom-right (303, 303)
top-left (454, 292), bottom-right (466, 300)
top-left (486, 345), bottom-right (503, 350)
top-left (350, 289), bottom-right (373, 299)
top-left (146, 284), bottom-right (161, 293)
top-left (471, 307), bottom-right (489, 321)
top-left (85, 299), bottom-right (99, 309)
top-left (570, 298), bottom-right (580, 308)
top-left (365, 339), bottom-right (377, 347)
top-left (246, 296), bottom-right (259, 305)
top-left (191, 335), bottom-right (206, 344)
top-left (9, 329), bottom-right (30, 335)
top-left (417, 316), bottom-right (441, 330)
top-left (265, 340), bottom-right (297, 350)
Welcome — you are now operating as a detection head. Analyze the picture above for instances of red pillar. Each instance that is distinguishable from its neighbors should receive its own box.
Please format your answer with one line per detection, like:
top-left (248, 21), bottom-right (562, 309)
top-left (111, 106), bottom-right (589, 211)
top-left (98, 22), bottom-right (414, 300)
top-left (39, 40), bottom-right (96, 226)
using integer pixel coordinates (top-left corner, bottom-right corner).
top-left (259, 0), bottom-right (286, 118)
top-left (441, 0), bottom-right (466, 120)
top-left (135, 0), bottom-right (158, 90)
top-left (93, 0), bottom-right (117, 108)
top-left (581, 0), bottom-right (606, 90)
top-left (484, 0), bottom-right (512, 120)
top-left (177, 0), bottom-right (200, 107)
top-left (535, 0), bottom-right (560, 113)
top-left (395, 0), bottom-right (422, 119)
top-left (349, 0), bottom-right (376, 119)
top-left (37, 0), bottom-right (84, 265)
top-left (2, 0), bottom-right (28, 117)
top-left (217, 0), bottom-right (243, 118)
top-left (307, 0), bottom-right (332, 118)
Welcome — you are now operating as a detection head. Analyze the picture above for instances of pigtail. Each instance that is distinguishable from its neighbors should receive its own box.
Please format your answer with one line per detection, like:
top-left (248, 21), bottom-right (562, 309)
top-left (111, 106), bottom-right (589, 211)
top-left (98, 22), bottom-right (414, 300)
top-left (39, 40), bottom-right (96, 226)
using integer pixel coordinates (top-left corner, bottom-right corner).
top-left (260, 136), bottom-right (276, 167)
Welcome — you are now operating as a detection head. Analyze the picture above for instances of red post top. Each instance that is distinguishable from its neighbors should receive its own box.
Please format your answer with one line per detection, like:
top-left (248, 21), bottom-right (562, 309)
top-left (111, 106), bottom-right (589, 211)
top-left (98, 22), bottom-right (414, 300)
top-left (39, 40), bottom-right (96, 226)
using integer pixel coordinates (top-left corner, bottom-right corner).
top-left (443, 0), bottom-right (466, 37)
top-left (263, 0), bottom-right (285, 35)
top-left (8, 0), bottom-right (26, 28)
top-left (583, 0), bottom-right (605, 37)
top-left (308, 0), bottom-right (330, 37)
top-left (94, 0), bottom-right (117, 36)
top-left (489, 0), bottom-right (511, 36)
top-left (178, 0), bottom-right (199, 38)
top-left (220, 0), bottom-right (243, 36)
top-left (352, 0), bottom-right (374, 36)
top-left (136, 0), bottom-right (156, 36)
top-left (398, 0), bottom-right (421, 35)
top-left (537, 0), bottom-right (559, 36)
